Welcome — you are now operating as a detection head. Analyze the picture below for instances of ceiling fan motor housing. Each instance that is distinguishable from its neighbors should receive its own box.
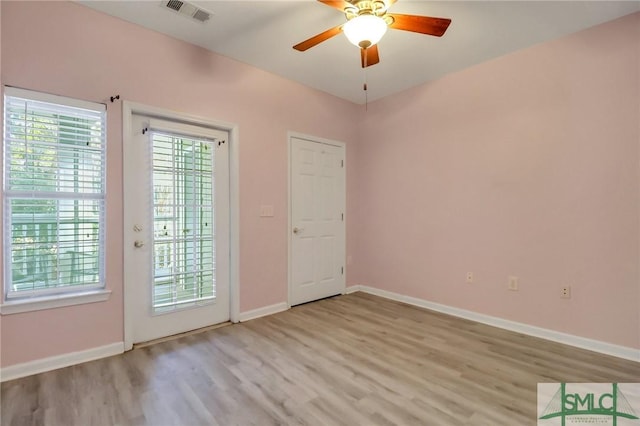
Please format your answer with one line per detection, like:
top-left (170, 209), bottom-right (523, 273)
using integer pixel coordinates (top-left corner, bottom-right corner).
top-left (345, 0), bottom-right (390, 20)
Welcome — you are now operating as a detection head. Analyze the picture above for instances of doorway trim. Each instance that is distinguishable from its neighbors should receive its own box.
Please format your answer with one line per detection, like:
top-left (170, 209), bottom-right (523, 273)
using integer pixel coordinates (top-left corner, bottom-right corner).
top-left (287, 131), bottom-right (346, 308)
top-left (123, 101), bottom-right (240, 351)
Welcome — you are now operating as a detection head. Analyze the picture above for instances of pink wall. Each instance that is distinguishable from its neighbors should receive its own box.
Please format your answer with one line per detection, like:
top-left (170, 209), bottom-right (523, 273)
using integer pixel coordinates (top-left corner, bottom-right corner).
top-left (1, 2), bottom-right (638, 369)
top-left (0, 0), bottom-right (3, 368)
top-left (0, 1), bottom-right (360, 367)
top-left (354, 13), bottom-right (640, 349)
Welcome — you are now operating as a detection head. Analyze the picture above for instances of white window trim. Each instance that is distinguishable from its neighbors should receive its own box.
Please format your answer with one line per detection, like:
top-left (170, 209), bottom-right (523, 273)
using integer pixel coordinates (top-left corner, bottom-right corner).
top-left (0, 289), bottom-right (111, 315)
top-left (4, 87), bottom-right (105, 112)
top-left (2, 86), bottom-right (108, 306)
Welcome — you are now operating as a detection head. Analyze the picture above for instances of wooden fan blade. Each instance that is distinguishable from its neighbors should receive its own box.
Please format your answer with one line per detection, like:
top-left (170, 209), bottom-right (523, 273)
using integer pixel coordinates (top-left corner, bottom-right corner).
top-left (388, 14), bottom-right (451, 37)
top-left (293, 25), bottom-right (343, 51)
top-left (318, 0), bottom-right (351, 12)
top-left (360, 45), bottom-right (380, 68)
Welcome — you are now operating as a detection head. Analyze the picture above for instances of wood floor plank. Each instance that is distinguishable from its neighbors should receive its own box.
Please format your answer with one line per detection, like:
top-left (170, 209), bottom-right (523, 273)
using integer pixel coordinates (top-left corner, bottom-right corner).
top-left (2, 292), bottom-right (639, 425)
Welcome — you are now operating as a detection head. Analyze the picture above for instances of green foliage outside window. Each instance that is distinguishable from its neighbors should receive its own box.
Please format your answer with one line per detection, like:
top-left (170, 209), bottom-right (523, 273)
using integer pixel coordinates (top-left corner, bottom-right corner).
top-left (4, 91), bottom-right (105, 296)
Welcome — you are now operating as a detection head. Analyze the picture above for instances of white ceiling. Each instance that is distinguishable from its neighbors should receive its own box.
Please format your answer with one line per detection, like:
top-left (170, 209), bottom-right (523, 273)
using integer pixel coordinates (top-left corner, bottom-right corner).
top-left (79, 1), bottom-right (640, 104)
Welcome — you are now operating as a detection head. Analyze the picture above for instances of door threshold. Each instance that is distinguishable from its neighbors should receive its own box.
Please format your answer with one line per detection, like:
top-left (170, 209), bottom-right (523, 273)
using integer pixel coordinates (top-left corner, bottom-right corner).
top-left (291, 293), bottom-right (342, 308)
top-left (132, 321), bottom-right (233, 349)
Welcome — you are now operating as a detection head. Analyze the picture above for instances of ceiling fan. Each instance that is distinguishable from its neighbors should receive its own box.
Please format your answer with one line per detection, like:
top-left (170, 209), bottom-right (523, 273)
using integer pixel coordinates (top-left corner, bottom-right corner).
top-left (293, 0), bottom-right (452, 68)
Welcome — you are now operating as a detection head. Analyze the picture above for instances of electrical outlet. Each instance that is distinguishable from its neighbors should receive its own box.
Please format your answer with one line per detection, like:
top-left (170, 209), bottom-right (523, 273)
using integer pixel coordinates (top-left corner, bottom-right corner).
top-left (466, 272), bottom-right (473, 283)
top-left (508, 276), bottom-right (519, 291)
top-left (561, 286), bottom-right (571, 299)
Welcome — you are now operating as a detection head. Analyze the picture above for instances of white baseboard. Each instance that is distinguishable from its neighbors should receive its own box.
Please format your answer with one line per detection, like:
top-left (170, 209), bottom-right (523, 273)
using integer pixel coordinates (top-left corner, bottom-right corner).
top-left (0, 342), bottom-right (124, 383)
top-left (238, 302), bottom-right (289, 322)
top-left (344, 285), bottom-right (362, 294)
top-left (355, 286), bottom-right (640, 363)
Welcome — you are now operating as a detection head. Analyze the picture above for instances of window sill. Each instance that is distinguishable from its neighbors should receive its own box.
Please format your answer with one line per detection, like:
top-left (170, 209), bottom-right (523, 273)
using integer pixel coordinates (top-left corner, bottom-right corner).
top-left (0, 289), bottom-right (112, 315)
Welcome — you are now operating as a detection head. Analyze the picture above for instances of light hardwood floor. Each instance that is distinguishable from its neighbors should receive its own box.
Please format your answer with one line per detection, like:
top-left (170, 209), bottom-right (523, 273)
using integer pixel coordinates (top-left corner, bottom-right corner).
top-left (1, 292), bottom-right (639, 425)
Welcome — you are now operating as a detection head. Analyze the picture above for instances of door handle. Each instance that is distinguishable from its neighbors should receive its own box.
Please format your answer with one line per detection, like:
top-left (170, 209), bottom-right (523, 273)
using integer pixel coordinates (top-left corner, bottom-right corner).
top-left (293, 227), bottom-right (304, 235)
top-left (134, 240), bottom-right (145, 248)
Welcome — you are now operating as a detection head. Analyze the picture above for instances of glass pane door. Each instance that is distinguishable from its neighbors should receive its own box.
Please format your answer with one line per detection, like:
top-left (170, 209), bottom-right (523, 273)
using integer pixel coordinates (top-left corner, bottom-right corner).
top-left (126, 113), bottom-right (229, 345)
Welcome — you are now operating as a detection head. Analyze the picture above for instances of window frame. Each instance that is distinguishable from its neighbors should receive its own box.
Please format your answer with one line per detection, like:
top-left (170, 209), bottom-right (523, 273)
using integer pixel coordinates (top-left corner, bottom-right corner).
top-left (2, 87), bottom-right (109, 311)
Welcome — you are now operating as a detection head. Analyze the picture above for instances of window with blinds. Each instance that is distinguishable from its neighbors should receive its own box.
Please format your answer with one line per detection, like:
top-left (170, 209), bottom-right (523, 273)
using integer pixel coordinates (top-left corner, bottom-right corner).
top-left (3, 87), bottom-right (106, 299)
top-left (151, 132), bottom-right (216, 311)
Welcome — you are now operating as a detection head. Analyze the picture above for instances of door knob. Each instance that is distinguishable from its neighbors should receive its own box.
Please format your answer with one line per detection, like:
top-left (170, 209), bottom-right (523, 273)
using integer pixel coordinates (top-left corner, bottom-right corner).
top-left (293, 227), bottom-right (304, 235)
top-left (134, 240), bottom-right (145, 248)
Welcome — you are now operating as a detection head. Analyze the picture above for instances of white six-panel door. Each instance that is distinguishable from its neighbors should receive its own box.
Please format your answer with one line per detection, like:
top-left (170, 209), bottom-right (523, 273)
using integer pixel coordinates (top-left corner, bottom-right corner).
top-left (290, 136), bottom-right (345, 306)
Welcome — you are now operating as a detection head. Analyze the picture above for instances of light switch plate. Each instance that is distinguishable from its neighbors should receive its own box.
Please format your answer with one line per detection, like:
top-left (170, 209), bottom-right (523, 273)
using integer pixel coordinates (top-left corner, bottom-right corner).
top-left (260, 205), bottom-right (274, 217)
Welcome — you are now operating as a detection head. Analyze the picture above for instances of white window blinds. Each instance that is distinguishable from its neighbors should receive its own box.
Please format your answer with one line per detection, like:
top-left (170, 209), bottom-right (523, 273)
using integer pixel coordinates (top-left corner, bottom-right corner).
top-left (151, 131), bottom-right (216, 311)
top-left (3, 87), bottom-right (106, 299)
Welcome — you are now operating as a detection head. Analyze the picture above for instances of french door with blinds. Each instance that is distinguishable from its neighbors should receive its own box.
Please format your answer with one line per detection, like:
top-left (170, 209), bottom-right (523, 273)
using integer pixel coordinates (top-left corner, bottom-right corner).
top-left (124, 114), bottom-right (229, 344)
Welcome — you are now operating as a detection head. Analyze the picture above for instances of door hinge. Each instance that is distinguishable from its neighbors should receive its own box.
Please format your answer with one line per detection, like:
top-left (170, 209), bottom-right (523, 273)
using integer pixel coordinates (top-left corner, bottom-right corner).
top-left (341, 159), bottom-right (344, 168)
top-left (341, 266), bottom-right (344, 275)
top-left (341, 213), bottom-right (344, 221)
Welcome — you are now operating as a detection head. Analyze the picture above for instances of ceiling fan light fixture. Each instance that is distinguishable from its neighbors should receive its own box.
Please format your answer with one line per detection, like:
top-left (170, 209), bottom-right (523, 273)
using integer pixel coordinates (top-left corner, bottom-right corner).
top-left (343, 15), bottom-right (388, 48)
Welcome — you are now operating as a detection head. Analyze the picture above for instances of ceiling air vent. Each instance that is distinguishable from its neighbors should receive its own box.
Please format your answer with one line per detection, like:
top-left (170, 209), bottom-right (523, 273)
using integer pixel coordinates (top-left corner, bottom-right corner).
top-left (161, 0), bottom-right (211, 23)
top-left (191, 8), bottom-right (211, 23)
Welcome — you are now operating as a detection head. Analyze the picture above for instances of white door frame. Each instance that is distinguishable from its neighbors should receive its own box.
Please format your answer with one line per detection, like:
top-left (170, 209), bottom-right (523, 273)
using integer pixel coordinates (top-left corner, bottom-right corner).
top-left (123, 101), bottom-right (240, 351)
top-left (287, 131), bottom-right (346, 308)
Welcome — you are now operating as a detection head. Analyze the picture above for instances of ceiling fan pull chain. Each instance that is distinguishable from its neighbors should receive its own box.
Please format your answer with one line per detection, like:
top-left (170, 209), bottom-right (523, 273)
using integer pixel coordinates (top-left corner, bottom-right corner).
top-left (365, 85), bottom-right (368, 110)
top-left (364, 48), bottom-right (369, 110)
